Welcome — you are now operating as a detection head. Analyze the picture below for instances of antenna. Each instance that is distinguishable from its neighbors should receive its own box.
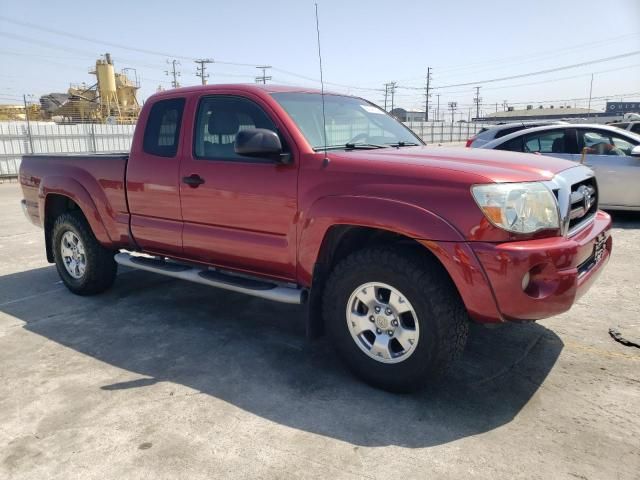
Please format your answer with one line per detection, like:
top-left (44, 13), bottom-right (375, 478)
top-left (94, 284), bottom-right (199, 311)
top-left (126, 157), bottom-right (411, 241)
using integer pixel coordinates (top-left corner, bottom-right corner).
top-left (314, 3), bottom-right (329, 164)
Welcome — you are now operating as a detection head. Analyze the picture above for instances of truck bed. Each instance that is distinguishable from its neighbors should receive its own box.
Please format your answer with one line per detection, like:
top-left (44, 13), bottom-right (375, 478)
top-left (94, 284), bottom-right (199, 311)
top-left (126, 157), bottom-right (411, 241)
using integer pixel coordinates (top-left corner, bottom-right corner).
top-left (20, 152), bottom-right (131, 246)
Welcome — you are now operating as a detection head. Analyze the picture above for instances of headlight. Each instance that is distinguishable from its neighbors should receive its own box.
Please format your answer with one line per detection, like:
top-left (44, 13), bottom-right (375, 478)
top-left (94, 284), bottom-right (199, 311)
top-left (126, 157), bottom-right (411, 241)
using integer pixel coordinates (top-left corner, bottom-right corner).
top-left (471, 182), bottom-right (559, 234)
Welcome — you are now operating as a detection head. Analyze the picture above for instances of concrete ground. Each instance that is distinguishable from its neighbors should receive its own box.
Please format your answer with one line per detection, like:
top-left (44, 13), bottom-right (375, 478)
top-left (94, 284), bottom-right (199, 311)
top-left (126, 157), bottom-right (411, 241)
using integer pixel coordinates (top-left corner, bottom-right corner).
top-left (0, 181), bottom-right (638, 480)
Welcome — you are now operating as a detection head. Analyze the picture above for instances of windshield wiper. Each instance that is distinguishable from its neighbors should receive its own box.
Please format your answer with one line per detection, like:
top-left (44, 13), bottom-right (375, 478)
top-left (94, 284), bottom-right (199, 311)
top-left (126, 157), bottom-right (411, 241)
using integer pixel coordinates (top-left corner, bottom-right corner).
top-left (313, 143), bottom-right (387, 151)
top-left (385, 141), bottom-right (420, 147)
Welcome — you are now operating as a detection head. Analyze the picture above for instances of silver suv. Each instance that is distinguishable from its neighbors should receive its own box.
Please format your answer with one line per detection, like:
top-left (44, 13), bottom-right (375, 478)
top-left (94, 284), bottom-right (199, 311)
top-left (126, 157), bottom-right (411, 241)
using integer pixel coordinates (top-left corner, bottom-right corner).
top-left (466, 120), bottom-right (569, 147)
top-left (609, 121), bottom-right (640, 135)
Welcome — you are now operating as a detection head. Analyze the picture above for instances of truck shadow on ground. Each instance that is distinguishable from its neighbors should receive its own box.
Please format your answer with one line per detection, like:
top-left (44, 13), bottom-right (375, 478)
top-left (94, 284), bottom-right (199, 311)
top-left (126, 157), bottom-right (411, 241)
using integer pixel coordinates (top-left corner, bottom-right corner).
top-left (1, 266), bottom-right (564, 448)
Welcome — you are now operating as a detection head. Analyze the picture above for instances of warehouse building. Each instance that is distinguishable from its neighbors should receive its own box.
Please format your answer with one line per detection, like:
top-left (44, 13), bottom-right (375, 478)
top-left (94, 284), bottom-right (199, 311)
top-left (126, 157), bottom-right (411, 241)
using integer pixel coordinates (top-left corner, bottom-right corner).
top-left (481, 101), bottom-right (639, 124)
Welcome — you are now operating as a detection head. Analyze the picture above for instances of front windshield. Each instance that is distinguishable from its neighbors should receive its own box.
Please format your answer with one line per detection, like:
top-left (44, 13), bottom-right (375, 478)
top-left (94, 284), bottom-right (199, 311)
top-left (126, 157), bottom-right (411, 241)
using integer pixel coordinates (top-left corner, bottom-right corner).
top-left (271, 92), bottom-right (423, 150)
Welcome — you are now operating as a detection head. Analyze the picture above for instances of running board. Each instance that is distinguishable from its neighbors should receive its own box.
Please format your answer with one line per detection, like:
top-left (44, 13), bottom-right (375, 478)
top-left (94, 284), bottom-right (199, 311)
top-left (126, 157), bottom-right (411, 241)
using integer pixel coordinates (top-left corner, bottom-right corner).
top-left (114, 252), bottom-right (305, 305)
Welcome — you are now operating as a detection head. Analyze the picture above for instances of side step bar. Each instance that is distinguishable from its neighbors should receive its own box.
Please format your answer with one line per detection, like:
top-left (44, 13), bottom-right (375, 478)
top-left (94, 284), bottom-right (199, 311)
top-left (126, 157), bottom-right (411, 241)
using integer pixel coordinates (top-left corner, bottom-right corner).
top-left (114, 252), bottom-right (305, 305)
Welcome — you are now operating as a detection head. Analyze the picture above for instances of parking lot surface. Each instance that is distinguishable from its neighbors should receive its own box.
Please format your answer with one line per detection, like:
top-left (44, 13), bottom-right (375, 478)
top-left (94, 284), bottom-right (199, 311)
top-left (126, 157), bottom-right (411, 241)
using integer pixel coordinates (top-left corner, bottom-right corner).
top-left (1, 182), bottom-right (638, 480)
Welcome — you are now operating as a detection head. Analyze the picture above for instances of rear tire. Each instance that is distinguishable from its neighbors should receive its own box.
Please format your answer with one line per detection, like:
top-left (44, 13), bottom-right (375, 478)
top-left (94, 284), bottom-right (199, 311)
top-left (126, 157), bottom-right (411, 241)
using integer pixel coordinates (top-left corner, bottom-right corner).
top-left (52, 211), bottom-right (117, 295)
top-left (323, 247), bottom-right (469, 392)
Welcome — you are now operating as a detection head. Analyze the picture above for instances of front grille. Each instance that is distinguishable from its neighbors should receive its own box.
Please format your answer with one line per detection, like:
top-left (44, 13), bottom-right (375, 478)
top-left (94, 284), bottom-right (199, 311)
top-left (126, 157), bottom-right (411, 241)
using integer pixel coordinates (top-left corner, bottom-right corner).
top-left (567, 178), bottom-right (598, 233)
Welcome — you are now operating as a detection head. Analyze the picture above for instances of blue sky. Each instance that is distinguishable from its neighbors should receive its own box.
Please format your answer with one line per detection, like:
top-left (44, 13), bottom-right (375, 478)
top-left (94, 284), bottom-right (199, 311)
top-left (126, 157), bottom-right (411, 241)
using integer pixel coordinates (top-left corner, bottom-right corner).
top-left (1, 0), bottom-right (639, 118)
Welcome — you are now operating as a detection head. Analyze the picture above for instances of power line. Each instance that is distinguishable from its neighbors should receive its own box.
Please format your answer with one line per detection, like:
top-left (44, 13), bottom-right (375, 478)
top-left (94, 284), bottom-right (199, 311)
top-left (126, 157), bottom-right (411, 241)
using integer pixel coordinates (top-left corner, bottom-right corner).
top-left (395, 51), bottom-right (640, 93)
top-left (433, 51), bottom-right (640, 89)
top-left (411, 32), bottom-right (640, 78)
top-left (401, 91), bottom-right (640, 110)
top-left (0, 15), bottom-right (261, 67)
top-left (1, 13), bottom-right (638, 105)
top-left (384, 63), bottom-right (640, 103)
top-left (0, 32), bottom-right (174, 71)
top-left (270, 67), bottom-right (383, 92)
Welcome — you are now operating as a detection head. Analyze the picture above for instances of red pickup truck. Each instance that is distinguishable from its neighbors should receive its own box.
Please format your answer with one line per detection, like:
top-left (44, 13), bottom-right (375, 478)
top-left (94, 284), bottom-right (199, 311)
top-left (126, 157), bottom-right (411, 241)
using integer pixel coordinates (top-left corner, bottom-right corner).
top-left (19, 84), bottom-right (612, 391)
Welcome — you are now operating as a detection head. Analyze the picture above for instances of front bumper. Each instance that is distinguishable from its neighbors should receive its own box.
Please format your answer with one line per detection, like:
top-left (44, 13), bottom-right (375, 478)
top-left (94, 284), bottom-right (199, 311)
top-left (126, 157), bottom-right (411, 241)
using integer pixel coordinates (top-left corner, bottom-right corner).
top-left (421, 210), bottom-right (612, 323)
top-left (470, 210), bottom-right (612, 321)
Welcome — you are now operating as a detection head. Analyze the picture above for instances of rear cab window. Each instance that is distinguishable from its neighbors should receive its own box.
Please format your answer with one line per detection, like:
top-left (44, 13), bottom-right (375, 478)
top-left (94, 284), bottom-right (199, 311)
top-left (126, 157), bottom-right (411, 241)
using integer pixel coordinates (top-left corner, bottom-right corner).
top-left (143, 98), bottom-right (185, 157)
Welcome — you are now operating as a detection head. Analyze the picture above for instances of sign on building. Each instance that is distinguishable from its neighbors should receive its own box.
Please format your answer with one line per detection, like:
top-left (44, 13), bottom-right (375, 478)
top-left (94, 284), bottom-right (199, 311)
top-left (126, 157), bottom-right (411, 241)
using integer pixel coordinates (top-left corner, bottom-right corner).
top-left (606, 101), bottom-right (640, 113)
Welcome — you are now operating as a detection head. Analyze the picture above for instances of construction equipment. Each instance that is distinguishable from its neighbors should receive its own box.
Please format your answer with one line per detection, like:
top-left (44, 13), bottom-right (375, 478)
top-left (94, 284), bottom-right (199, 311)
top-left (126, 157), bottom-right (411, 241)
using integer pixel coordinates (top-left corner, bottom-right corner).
top-left (40, 53), bottom-right (141, 124)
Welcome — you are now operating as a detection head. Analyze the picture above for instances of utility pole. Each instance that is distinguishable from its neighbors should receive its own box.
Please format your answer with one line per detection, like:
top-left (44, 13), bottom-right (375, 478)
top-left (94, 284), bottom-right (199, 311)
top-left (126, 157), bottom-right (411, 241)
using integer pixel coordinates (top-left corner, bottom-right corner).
top-left (473, 86), bottom-right (482, 120)
top-left (389, 81), bottom-right (397, 113)
top-left (384, 82), bottom-right (396, 112)
top-left (195, 58), bottom-right (213, 85)
top-left (448, 101), bottom-right (457, 123)
top-left (22, 94), bottom-right (34, 153)
top-left (424, 67), bottom-right (432, 121)
top-left (502, 99), bottom-right (508, 111)
top-left (436, 94), bottom-right (440, 122)
top-left (165, 59), bottom-right (181, 88)
top-left (587, 73), bottom-right (594, 118)
top-left (383, 83), bottom-right (389, 111)
top-left (255, 65), bottom-right (272, 84)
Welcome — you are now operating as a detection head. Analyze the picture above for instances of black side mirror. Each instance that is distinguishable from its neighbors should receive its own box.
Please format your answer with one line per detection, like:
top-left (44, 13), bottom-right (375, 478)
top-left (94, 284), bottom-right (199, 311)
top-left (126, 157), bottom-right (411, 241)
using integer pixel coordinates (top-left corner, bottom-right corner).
top-left (234, 128), bottom-right (291, 164)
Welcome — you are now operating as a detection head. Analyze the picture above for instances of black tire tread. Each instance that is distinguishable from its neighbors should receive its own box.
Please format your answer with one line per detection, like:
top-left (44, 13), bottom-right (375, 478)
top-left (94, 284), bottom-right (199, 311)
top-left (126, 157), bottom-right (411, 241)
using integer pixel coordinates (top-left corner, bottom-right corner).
top-left (52, 211), bottom-right (117, 295)
top-left (322, 246), bottom-right (469, 392)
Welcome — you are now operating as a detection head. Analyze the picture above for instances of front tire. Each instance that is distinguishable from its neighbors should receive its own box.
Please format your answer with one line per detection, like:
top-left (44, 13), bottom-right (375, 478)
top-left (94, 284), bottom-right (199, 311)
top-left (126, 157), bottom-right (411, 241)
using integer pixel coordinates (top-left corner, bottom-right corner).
top-left (323, 247), bottom-right (469, 392)
top-left (52, 211), bottom-right (117, 295)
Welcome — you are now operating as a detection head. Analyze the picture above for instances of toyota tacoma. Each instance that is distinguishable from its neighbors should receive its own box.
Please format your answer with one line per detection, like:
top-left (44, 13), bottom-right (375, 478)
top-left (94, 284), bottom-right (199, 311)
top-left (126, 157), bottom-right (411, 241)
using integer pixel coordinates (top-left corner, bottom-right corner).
top-left (19, 85), bottom-right (612, 391)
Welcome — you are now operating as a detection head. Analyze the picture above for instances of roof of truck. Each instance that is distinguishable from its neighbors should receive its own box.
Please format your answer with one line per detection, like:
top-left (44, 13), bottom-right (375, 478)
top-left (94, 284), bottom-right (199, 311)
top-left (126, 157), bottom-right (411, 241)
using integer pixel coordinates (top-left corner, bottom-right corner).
top-left (151, 83), bottom-right (334, 99)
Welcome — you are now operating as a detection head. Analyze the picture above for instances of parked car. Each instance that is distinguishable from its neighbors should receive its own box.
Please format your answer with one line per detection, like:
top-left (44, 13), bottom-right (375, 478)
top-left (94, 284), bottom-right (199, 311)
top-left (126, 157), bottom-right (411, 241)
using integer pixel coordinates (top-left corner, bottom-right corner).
top-left (479, 123), bottom-right (640, 210)
top-left (608, 121), bottom-right (640, 135)
top-left (19, 85), bottom-right (612, 392)
top-left (465, 120), bottom-right (568, 147)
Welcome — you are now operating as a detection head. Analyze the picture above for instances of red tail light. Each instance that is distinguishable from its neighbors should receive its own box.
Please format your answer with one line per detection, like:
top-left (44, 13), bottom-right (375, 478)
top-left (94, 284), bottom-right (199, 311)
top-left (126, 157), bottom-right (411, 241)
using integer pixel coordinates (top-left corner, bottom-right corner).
top-left (465, 137), bottom-right (476, 147)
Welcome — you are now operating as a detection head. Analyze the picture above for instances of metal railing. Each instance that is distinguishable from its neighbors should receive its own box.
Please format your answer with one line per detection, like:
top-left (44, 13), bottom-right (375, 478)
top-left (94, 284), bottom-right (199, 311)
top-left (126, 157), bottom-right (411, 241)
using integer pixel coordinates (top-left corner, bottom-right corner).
top-left (0, 120), bottom-right (483, 177)
top-left (404, 121), bottom-right (486, 144)
top-left (0, 122), bottom-right (134, 177)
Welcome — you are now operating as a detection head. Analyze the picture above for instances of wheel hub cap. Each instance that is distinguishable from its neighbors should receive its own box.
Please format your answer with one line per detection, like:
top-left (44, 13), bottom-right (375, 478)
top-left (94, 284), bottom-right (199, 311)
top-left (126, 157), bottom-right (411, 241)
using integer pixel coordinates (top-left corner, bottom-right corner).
top-left (374, 315), bottom-right (388, 330)
top-left (60, 231), bottom-right (86, 279)
top-left (346, 282), bottom-right (420, 364)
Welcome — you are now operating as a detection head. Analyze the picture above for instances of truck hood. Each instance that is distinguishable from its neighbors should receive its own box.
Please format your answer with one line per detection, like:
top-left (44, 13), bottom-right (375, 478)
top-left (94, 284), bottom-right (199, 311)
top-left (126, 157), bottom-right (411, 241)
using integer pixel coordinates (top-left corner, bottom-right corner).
top-left (328, 145), bottom-right (575, 183)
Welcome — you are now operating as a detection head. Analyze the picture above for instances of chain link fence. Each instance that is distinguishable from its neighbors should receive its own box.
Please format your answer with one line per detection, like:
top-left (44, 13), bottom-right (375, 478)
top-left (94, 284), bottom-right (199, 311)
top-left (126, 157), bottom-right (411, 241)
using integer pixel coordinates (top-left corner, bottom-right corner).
top-left (0, 120), bottom-right (486, 179)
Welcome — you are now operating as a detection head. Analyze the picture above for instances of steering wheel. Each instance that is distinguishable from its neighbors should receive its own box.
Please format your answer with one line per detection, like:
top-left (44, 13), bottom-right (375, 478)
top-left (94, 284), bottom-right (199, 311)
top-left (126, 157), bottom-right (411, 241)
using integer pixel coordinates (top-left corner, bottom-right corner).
top-left (348, 133), bottom-right (369, 144)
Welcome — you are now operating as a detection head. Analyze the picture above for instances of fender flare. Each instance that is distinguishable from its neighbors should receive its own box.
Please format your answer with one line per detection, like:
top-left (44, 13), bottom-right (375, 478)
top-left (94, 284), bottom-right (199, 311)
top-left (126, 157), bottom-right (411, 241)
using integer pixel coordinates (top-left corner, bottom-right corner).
top-left (39, 175), bottom-right (113, 245)
top-left (297, 195), bottom-right (465, 285)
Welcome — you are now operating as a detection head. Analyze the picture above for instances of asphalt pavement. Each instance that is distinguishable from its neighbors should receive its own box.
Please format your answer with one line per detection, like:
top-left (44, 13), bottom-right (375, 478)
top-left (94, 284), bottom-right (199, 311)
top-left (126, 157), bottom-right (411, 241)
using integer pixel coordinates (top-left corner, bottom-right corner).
top-left (1, 182), bottom-right (638, 480)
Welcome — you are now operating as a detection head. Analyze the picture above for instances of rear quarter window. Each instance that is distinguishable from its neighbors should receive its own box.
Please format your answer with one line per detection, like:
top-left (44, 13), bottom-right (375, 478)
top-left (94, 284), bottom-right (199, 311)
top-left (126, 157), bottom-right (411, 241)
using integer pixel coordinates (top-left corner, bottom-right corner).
top-left (496, 136), bottom-right (524, 152)
top-left (143, 98), bottom-right (185, 157)
top-left (495, 126), bottom-right (526, 139)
